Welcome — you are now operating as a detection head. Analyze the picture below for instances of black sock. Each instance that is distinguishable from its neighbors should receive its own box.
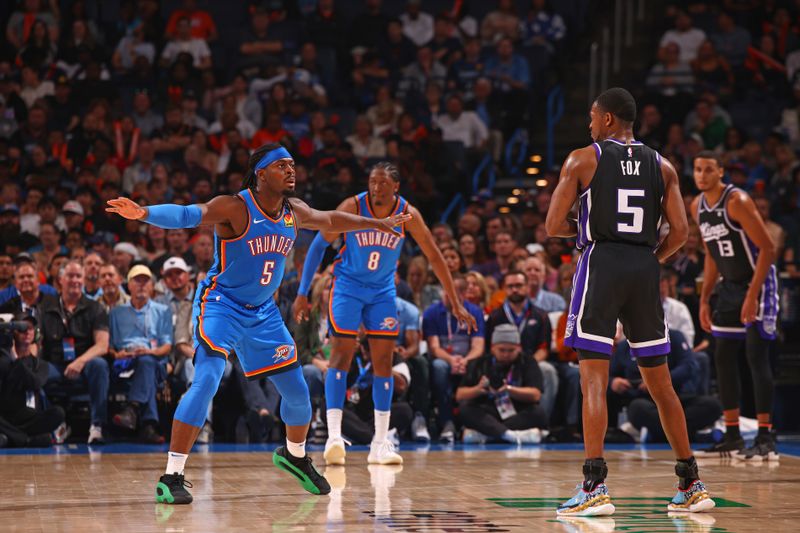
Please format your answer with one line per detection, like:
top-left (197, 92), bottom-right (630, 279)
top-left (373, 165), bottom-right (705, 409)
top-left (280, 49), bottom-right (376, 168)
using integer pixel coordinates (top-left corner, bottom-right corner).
top-left (582, 458), bottom-right (607, 492)
top-left (676, 456), bottom-right (699, 491)
top-left (757, 424), bottom-right (772, 437)
top-left (724, 424), bottom-right (741, 441)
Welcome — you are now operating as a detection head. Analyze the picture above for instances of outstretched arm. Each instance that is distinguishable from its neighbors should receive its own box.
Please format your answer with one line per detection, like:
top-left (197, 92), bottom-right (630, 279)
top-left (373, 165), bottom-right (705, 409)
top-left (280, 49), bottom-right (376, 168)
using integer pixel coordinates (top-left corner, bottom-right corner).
top-left (545, 147), bottom-right (594, 237)
top-left (406, 205), bottom-right (478, 332)
top-left (728, 190), bottom-right (777, 324)
top-left (289, 197), bottom-right (411, 236)
top-left (106, 195), bottom-right (243, 229)
top-left (655, 157), bottom-right (688, 263)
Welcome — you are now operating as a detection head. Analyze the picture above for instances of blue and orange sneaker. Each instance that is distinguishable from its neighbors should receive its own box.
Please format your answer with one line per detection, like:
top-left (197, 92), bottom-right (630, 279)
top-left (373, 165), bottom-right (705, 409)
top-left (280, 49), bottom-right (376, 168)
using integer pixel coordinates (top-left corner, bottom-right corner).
top-left (556, 483), bottom-right (615, 516)
top-left (667, 480), bottom-right (715, 513)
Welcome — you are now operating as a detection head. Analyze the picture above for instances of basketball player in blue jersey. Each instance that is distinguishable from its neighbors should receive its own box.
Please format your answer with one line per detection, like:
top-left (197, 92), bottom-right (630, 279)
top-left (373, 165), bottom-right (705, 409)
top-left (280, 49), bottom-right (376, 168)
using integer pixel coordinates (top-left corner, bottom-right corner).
top-left (106, 144), bottom-right (411, 504)
top-left (292, 162), bottom-right (476, 466)
top-left (690, 151), bottom-right (779, 462)
top-left (546, 89), bottom-right (714, 516)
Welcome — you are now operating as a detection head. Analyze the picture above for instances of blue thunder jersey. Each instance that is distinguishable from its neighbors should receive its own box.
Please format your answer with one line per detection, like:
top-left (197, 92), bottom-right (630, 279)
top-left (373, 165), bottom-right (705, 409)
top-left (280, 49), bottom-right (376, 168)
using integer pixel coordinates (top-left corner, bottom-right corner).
top-left (333, 192), bottom-right (408, 287)
top-left (196, 188), bottom-right (297, 308)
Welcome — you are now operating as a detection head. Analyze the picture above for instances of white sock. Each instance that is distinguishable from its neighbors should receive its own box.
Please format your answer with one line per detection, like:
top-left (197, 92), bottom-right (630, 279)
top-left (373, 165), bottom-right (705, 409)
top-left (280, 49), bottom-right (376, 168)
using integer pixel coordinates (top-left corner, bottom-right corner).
top-left (166, 451), bottom-right (188, 475)
top-left (327, 408), bottom-right (343, 440)
top-left (374, 410), bottom-right (391, 443)
top-left (287, 439), bottom-right (306, 459)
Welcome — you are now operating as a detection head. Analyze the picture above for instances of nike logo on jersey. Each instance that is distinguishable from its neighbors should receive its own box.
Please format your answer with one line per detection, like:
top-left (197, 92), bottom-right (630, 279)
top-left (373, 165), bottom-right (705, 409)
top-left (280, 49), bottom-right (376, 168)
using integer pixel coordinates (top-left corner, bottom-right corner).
top-left (253, 218), bottom-right (266, 224)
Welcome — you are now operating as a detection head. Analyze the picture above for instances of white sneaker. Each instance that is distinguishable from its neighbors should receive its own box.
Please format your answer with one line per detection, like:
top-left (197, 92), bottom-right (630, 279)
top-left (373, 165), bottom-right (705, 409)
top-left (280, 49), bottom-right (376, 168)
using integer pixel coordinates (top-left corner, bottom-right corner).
top-left (411, 413), bottom-right (431, 442)
top-left (387, 427), bottom-right (400, 447)
top-left (462, 428), bottom-right (488, 444)
top-left (368, 439), bottom-right (403, 465)
top-left (196, 421), bottom-right (213, 444)
top-left (324, 437), bottom-right (347, 465)
top-left (87, 424), bottom-right (103, 445)
top-left (439, 421), bottom-right (455, 444)
top-left (516, 428), bottom-right (542, 444)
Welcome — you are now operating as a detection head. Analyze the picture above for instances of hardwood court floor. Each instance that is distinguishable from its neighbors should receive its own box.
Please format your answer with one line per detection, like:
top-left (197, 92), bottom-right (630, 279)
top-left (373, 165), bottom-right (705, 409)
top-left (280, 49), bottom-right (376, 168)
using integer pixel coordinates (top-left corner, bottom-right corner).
top-left (0, 443), bottom-right (797, 533)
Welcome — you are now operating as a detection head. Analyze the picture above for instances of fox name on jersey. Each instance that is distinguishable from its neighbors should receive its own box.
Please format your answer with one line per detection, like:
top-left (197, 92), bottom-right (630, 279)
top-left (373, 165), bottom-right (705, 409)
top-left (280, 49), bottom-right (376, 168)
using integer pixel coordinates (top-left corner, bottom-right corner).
top-left (246, 234), bottom-right (295, 257)
top-left (353, 230), bottom-right (402, 250)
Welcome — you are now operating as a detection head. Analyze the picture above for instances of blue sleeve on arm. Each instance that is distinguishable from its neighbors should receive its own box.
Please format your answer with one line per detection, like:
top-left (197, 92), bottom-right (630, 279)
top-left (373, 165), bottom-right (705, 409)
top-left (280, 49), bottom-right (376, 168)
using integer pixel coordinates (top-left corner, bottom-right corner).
top-left (145, 204), bottom-right (202, 229)
top-left (298, 232), bottom-right (329, 297)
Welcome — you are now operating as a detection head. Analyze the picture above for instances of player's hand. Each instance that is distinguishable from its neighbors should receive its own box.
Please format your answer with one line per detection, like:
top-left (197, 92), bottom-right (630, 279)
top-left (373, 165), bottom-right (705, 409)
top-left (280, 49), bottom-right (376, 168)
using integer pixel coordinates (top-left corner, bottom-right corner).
top-left (378, 212), bottom-right (413, 237)
top-left (611, 377), bottom-right (631, 394)
top-left (105, 197), bottom-right (147, 220)
top-left (452, 303), bottom-right (478, 333)
top-left (293, 294), bottom-right (311, 322)
top-left (699, 302), bottom-right (713, 333)
top-left (741, 293), bottom-right (758, 325)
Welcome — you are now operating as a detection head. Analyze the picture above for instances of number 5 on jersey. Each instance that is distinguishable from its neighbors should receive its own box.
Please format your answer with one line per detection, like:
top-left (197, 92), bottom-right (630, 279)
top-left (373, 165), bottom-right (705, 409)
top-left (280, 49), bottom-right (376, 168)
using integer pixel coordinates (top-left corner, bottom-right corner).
top-left (367, 251), bottom-right (381, 271)
top-left (261, 260), bottom-right (275, 285)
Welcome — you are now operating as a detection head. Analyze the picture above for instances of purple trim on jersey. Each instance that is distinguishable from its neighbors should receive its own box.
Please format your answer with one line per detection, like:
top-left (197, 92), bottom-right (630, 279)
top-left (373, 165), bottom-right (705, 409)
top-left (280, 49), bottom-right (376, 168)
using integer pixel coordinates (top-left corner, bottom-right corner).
top-left (753, 321), bottom-right (777, 341)
top-left (592, 142), bottom-right (601, 161)
top-left (630, 342), bottom-right (671, 357)
top-left (655, 151), bottom-right (662, 167)
top-left (711, 330), bottom-right (746, 340)
top-left (607, 138), bottom-right (643, 145)
top-left (577, 193), bottom-right (590, 249)
top-left (568, 336), bottom-right (613, 355)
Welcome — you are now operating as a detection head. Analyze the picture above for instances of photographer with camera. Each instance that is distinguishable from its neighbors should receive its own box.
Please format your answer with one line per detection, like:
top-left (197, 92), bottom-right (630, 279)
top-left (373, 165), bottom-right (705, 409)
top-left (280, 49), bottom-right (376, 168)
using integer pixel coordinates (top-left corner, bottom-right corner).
top-left (40, 260), bottom-right (110, 445)
top-left (0, 311), bottom-right (66, 447)
top-left (456, 324), bottom-right (548, 444)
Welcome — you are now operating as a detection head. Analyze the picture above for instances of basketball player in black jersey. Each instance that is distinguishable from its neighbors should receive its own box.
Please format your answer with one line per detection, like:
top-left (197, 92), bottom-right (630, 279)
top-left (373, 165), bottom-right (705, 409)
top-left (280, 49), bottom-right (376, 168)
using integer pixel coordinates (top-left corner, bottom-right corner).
top-left (691, 151), bottom-right (779, 462)
top-left (547, 88), bottom-right (714, 516)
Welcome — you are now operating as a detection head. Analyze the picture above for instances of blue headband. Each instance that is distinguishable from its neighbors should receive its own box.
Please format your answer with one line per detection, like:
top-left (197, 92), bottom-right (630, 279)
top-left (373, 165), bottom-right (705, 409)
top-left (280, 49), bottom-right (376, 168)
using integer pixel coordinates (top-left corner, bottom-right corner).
top-left (253, 147), bottom-right (293, 171)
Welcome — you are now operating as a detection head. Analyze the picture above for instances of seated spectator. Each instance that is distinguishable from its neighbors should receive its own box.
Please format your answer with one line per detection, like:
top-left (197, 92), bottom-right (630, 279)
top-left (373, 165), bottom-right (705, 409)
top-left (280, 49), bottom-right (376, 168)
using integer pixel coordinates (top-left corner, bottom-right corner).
top-left (464, 271), bottom-right (490, 315)
top-left (400, 0), bottom-right (433, 47)
top-left (406, 255), bottom-right (442, 312)
top-left (447, 38), bottom-right (485, 101)
top-left (484, 37), bottom-right (531, 93)
top-left (165, 0), bottom-right (218, 42)
top-left (111, 242), bottom-right (138, 280)
top-left (691, 41), bottom-right (734, 98)
top-left (237, 6), bottom-right (285, 75)
top-left (685, 98), bottom-right (728, 150)
top-left (660, 10), bottom-right (706, 63)
top-left (476, 229), bottom-right (516, 284)
top-left (160, 16), bottom-right (211, 70)
top-left (428, 14), bottom-right (461, 67)
top-left (109, 265), bottom-right (173, 444)
top-left (293, 274), bottom-right (332, 409)
top-left (155, 256), bottom-right (194, 376)
top-left (520, 0), bottom-right (567, 55)
top-left (710, 11), bottom-right (751, 70)
top-left (331, 332), bottom-right (413, 445)
top-left (346, 115), bottom-right (387, 161)
top-left (0, 310), bottom-right (65, 447)
top-left (456, 324), bottom-right (547, 443)
top-left (394, 295), bottom-right (429, 442)
top-left (522, 255), bottom-right (566, 312)
top-left (401, 46), bottom-right (447, 98)
top-left (82, 252), bottom-right (104, 301)
top-left (423, 285), bottom-right (485, 443)
top-left (611, 330), bottom-right (722, 443)
top-left (40, 260), bottom-right (109, 444)
top-left (98, 263), bottom-right (129, 313)
top-left (434, 93), bottom-right (489, 151)
top-left (19, 66), bottom-right (54, 110)
top-left (5, 0), bottom-right (59, 51)
top-left (18, 19), bottom-right (57, 71)
top-left (0, 258), bottom-right (56, 312)
top-left (112, 19), bottom-right (156, 73)
top-left (480, 0), bottom-right (520, 45)
top-left (646, 42), bottom-right (695, 100)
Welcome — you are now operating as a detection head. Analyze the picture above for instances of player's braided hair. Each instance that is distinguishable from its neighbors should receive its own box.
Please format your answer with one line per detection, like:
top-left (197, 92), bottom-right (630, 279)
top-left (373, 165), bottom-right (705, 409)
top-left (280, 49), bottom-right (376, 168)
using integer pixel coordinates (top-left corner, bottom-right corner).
top-left (370, 161), bottom-right (401, 182)
top-left (242, 143), bottom-right (284, 190)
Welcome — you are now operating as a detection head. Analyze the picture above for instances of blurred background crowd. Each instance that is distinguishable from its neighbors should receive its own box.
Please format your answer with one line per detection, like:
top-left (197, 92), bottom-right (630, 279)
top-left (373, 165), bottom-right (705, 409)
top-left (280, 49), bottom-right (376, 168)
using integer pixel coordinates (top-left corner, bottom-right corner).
top-left (0, 0), bottom-right (798, 449)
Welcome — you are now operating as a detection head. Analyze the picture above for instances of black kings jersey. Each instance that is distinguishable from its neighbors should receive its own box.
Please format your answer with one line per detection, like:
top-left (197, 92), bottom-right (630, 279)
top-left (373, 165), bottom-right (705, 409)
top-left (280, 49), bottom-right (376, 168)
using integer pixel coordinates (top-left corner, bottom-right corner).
top-left (576, 139), bottom-right (664, 249)
top-left (698, 184), bottom-right (756, 283)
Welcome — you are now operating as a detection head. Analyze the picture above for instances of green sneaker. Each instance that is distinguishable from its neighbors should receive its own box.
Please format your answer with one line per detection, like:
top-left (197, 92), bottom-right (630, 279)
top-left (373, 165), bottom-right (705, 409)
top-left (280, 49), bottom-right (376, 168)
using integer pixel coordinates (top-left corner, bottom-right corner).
top-left (155, 473), bottom-right (193, 504)
top-left (272, 446), bottom-right (331, 495)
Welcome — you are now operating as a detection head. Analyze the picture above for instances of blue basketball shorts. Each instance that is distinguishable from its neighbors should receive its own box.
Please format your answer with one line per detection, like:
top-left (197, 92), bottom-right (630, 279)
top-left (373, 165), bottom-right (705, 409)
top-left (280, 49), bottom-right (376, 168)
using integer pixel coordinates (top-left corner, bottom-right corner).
top-left (193, 286), bottom-right (298, 379)
top-left (328, 274), bottom-right (399, 339)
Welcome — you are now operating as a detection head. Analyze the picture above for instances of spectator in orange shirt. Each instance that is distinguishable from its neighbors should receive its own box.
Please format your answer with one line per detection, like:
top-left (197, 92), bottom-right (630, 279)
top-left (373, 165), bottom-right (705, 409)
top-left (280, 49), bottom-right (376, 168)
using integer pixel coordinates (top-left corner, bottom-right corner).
top-left (165, 0), bottom-right (218, 42)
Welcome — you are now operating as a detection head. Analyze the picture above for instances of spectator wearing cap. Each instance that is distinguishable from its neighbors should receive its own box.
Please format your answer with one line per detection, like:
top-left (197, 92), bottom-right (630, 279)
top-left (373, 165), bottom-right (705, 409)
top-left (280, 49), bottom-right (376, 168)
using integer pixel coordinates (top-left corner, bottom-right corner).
top-left (0, 310), bottom-right (66, 448)
top-left (456, 324), bottom-right (547, 444)
top-left (112, 242), bottom-right (139, 280)
top-left (98, 263), bottom-right (129, 313)
top-left (0, 257), bottom-right (57, 309)
top-left (155, 257), bottom-right (194, 384)
top-left (40, 260), bottom-right (110, 444)
top-left (109, 265), bottom-right (173, 444)
top-left (46, 74), bottom-right (79, 133)
top-left (0, 203), bottom-right (38, 253)
top-left (62, 201), bottom-right (86, 234)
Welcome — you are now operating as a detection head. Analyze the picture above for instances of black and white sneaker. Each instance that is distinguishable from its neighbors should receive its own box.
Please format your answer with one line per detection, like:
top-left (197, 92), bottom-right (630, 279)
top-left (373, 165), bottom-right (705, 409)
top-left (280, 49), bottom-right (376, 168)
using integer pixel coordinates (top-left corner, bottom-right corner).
top-left (695, 437), bottom-right (745, 459)
top-left (734, 432), bottom-right (779, 463)
top-left (156, 473), bottom-right (193, 504)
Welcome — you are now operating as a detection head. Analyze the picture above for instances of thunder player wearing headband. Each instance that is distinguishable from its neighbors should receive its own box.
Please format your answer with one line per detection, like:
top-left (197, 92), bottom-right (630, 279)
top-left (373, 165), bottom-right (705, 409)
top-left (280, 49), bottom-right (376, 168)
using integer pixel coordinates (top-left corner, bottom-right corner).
top-left (546, 88), bottom-right (714, 516)
top-left (293, 162), bottom-right (476, 466)
top-left (106, 144), bottom-right (411, 504)
top-left (691, 151), bottom-right (779, 462)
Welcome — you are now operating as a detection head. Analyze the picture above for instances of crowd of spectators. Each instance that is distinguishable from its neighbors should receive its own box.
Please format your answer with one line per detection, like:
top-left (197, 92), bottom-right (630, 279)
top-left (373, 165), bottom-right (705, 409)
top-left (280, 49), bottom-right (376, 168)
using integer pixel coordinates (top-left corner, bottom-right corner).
top-left (0, 0), bottom-right (797, 448)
